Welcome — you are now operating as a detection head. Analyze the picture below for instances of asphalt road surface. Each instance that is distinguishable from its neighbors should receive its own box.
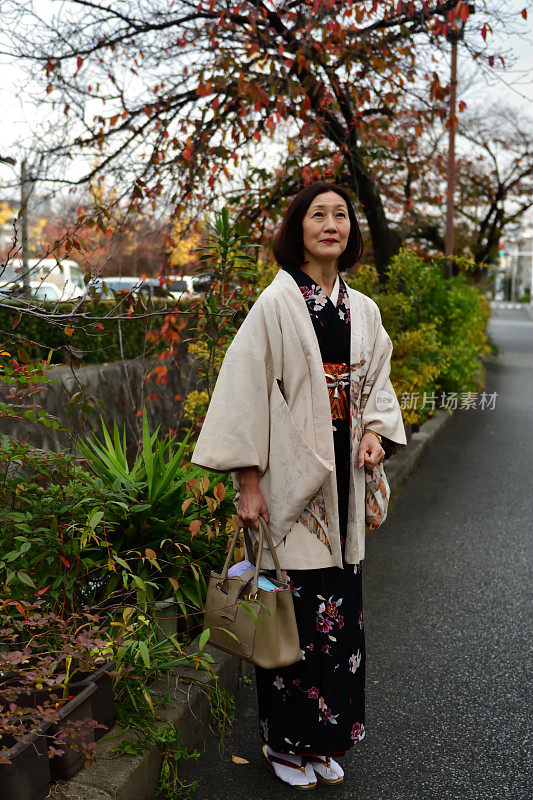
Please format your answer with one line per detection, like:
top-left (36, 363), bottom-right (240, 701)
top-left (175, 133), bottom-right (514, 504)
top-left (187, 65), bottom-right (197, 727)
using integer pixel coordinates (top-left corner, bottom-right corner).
top-left (177, 304), bottom-right (532, 800)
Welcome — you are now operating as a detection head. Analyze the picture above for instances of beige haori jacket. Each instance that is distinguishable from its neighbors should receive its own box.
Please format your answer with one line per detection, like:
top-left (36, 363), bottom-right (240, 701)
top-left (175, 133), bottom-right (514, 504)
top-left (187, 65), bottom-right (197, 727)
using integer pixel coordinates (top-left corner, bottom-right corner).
top-left (191, 268), bottom-right (406, 571)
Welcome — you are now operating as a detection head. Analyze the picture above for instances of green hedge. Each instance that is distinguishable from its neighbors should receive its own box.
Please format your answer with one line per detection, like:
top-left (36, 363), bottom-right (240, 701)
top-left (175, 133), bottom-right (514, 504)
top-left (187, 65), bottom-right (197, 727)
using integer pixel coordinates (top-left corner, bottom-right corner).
top-left (0, 298), bottom-right (195, 364)
top-left (346, 249), bottom-right (492, 425)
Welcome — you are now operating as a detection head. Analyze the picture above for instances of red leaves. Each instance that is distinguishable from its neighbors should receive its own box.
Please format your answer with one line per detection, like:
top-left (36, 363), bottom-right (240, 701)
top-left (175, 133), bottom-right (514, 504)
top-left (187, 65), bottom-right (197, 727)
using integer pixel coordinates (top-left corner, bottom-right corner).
top-left (182, 137), bottom-right (193, 162)
top-left (214, 483), bottom-right (226, 502)
top-left (77, 56), bottom-right (83, 70)
top-left (196, 81), bottom-right (213, 97)
top-left (480, 23), bottom-right (493, 41)
top-left (154, 364), bottom-right (168, 386)
top-left (459, 3), bottom-right (470, 23)
top-left (521, 8), bottom-right (527, 20)
top-left (458, 100), bottom-right (467, 112)
top-left (445, 112), bottom-right (458, 131)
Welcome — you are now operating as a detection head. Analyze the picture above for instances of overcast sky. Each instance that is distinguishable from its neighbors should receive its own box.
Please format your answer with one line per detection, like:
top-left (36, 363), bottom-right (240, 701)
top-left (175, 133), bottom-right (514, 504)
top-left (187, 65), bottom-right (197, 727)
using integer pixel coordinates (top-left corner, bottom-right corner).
top-left (0, 0), bottom-right (531, 199)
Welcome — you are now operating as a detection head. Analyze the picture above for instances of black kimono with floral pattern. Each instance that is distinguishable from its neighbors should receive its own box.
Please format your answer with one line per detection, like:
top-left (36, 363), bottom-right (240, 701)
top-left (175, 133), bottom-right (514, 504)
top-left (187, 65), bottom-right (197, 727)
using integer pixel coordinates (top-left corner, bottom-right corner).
top-left (254, 267), bottom-right (366, 757)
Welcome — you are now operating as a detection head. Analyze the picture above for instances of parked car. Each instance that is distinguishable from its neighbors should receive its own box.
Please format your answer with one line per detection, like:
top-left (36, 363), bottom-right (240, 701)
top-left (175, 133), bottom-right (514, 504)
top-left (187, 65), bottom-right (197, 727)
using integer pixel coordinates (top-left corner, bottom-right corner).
top-left (89, 276), bottom-right (172, 301)
top-left (160, 274), bottom-right (207, 300)
top-left (0, 280), bottom-right (64, 302)
top-left (89, 275), bottom-right (209, 302)
top-left (0, 259), bottom-right (85, 300)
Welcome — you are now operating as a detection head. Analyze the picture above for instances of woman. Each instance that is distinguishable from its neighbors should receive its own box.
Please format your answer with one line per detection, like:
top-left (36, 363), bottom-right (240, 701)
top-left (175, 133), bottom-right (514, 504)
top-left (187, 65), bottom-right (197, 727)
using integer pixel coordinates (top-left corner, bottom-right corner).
top-left (192, 182), bottom-right (406, 789)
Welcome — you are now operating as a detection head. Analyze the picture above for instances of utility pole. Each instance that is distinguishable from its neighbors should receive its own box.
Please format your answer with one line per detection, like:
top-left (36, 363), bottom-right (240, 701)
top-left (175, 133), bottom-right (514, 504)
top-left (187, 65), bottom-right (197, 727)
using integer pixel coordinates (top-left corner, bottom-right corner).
top-left (20, 158), bottom-right (31, 289)
top-left (443, 3), bottom-right (475, 280)
top-left (444, 38), bottom-right (458, 280)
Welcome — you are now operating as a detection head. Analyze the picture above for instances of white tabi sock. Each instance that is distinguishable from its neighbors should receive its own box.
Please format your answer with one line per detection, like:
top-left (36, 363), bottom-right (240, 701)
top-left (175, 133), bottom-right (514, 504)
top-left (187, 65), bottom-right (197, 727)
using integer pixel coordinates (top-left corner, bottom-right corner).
top-left (265, 745), bottom-right (316, 787)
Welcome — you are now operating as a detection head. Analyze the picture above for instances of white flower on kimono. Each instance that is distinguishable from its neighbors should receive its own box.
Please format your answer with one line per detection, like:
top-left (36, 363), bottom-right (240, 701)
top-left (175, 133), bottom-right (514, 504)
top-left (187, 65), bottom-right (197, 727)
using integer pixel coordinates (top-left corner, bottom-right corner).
top-left (312, 289), bottom-right (328, 310)
top-left (260, 718), bottom-right (269, 740)
top-left (338, 308), bottom-right (345, 320)
top-left (273, 676), bottom-right (285, 690)
top-left (349, 649), bottom-right (361, 673)
top-left (300, 649), bottom-right (306, 660)
top-left (318, 697), bottom-right (339, 725)
top-left (284, 737), bottom-right (310, 751)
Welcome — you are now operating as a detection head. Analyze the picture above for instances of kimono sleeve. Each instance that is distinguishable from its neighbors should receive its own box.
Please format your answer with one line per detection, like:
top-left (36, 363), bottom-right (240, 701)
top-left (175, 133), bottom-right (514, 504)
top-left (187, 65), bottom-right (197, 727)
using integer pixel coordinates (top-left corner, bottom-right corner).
top-left (361, 301), bottom-right (407, 448)
top-left (190, 294), bottom-right (277, 475)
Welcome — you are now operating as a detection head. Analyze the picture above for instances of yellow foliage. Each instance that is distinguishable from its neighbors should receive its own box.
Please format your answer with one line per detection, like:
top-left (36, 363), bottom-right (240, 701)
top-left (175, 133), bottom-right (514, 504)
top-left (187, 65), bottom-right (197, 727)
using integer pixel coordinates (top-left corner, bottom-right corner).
top-left (0, 202), bottom-right (15, 226)
top-left (183, 389), bottom-right (210, 423)
top-left (31, 217), bottom-right (47, 240)
top-left (187, 339), bottom-right (224, 373)
top-left (390, 324), bottom-right (445, 425)
top-left (187, 340), bottom-right (211, 361)
top-left (167, 218), bottom-right (201, 269)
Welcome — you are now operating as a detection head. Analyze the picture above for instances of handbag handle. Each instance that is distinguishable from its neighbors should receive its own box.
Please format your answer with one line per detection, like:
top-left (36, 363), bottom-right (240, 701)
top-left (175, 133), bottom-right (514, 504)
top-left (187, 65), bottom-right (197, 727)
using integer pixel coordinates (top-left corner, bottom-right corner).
top-left (219, 517), bottom-right (284, 594)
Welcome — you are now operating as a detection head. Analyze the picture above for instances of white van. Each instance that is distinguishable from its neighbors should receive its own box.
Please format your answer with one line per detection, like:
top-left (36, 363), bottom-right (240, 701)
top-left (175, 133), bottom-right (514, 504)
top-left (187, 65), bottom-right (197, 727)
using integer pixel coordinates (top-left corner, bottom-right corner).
top-left (0, 258), bottom-right (85, 300)
top-left (162, 275), bottom-right (204, 300)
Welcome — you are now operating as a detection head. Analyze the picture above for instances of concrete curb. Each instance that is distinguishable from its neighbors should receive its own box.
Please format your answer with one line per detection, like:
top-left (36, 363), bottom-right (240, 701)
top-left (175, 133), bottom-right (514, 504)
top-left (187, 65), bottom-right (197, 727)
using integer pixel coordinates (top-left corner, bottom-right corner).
top-left (51, 641), bottom-right (248, 800)
top-left (51, 410), bottom-right (451, 800)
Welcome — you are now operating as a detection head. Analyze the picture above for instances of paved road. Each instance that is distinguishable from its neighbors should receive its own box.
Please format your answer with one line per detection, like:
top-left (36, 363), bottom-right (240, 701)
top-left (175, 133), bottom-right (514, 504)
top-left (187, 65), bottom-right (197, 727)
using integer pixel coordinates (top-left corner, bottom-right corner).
top-left (179, 305), bottom-right (532, 800)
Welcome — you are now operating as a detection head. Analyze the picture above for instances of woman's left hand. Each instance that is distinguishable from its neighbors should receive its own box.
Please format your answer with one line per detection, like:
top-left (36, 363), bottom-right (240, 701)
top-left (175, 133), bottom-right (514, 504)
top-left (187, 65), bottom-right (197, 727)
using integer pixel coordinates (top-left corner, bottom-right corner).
top-left (358, 431), bottom-right (385, 469)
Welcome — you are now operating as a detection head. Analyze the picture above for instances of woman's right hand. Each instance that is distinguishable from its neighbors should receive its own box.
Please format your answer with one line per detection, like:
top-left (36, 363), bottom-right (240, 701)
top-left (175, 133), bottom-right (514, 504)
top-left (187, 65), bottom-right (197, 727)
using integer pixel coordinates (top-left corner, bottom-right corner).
top-left (237, 467), bottom-right (270, 530)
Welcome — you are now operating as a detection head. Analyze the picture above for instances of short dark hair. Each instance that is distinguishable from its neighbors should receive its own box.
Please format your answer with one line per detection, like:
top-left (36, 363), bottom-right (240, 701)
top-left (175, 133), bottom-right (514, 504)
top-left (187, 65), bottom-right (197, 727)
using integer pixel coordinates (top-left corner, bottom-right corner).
top-left (272, 182), bottom-right (364, 273)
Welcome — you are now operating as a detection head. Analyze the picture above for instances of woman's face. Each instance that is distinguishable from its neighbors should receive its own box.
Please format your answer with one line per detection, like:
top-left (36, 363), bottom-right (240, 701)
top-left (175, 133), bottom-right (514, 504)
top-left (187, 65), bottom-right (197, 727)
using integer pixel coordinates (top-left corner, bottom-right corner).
top-left (302, 191), bottom-right (351, 266)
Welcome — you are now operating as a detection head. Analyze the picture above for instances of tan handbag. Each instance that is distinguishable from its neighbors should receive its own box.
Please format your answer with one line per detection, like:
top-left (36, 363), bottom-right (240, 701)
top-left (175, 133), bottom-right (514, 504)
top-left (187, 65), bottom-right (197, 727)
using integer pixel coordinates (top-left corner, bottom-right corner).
top-left (202, 516), bottom-right (302, 668)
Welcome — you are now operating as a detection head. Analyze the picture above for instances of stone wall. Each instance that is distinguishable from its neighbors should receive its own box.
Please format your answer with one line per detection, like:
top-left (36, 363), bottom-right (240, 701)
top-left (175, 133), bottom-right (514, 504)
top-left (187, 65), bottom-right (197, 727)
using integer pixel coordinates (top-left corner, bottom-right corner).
top-left (0, 354), bottom-right (200, 452)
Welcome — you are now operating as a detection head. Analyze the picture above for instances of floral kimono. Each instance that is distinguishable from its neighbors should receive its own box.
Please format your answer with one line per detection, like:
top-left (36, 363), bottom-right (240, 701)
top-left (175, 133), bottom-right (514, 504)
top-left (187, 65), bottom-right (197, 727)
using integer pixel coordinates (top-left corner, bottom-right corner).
top-left (191, 265), bottom-right (406, 756)
top-left (254, 267), bottom-right (366, 757)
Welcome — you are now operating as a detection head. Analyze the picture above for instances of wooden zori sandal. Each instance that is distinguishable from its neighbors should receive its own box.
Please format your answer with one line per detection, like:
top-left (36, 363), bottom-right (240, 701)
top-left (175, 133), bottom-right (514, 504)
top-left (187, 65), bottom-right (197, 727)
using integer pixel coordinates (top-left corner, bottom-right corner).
top-left (304, 754), bottom-right (344, 785)
top-left (262, 744), bottom-right (317, 790)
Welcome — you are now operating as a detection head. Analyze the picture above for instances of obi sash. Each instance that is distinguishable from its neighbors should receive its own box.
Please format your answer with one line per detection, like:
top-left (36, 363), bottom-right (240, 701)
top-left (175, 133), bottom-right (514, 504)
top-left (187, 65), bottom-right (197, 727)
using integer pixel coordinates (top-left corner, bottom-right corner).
top-left (323, 362), bottom-right (350, 419)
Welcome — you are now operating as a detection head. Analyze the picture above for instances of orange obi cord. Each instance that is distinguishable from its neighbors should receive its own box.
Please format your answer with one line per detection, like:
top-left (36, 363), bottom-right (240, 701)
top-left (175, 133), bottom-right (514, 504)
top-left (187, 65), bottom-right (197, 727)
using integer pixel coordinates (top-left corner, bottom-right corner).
top-left (323, 362), bottom-right (350, 419)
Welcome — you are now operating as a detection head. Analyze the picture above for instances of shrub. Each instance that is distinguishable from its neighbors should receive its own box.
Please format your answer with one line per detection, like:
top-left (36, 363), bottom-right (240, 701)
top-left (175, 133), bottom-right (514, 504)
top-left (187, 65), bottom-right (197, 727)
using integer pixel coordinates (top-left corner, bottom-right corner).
top-left (0, 412), bottom-right (239, 640)
top-left (76, 408), bottom-right (238, 634)
top-left (346, 248), bottom-right (491, 424)
top-left (0, 440), bottom-right (112, 612)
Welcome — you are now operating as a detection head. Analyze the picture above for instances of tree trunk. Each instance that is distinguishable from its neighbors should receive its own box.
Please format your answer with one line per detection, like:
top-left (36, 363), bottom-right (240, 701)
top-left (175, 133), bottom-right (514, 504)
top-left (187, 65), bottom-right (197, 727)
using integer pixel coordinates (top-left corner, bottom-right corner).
top-left (352, 165), bottom-right (402, 279)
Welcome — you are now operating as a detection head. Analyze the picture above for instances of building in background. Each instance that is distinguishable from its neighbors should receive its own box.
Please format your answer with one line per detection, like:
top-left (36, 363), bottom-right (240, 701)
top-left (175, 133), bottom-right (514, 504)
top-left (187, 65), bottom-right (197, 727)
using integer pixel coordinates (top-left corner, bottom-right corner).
top-left (495, 216), bottom-right (533, 302)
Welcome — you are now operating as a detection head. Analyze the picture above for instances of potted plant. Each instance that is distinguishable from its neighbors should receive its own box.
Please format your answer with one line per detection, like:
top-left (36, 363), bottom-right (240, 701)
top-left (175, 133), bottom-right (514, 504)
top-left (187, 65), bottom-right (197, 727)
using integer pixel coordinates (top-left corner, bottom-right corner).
top-left (0, 719), bottom-right (52, 800)
top-left (69, 657), bottom-right (117, 741)
top-left (0, 601), bottom-right (113, 777)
